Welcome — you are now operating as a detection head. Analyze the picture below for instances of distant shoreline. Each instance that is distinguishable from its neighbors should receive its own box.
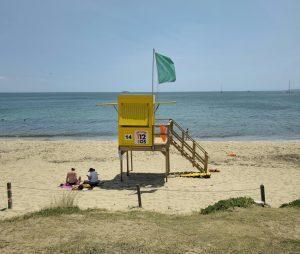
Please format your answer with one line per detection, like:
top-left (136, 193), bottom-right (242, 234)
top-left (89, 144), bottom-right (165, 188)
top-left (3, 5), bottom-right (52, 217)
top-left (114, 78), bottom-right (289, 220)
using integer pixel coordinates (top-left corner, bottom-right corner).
top-left (0, 90), bottom-right (299, 93)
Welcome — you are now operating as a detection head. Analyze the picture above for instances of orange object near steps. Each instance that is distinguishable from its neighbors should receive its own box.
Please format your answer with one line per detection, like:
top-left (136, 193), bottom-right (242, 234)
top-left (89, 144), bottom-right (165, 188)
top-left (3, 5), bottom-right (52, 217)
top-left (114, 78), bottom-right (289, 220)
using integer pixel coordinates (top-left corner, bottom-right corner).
top-left (160, 125), bottom-right (167, 142)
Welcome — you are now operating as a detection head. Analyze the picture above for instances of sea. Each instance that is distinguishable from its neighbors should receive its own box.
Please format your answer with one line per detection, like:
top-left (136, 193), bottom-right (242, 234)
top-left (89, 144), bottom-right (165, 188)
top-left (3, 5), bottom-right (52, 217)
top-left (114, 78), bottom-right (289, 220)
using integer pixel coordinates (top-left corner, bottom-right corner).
top-left (0, 91), bottom-right (299, 141)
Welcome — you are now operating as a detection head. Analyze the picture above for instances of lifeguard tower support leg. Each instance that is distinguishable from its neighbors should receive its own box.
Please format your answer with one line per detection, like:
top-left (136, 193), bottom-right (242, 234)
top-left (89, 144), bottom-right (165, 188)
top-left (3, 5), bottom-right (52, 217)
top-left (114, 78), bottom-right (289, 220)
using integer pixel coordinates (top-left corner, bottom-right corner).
top-left (120, 157), bottom-right (123, 182)
top-left (130, 151), bottom-right (133, 171)
top-left (167, 148), bottom-right (170, 175)
top-left (165, 151), bottom-right (168, 182)
top-left (126, 151), bottom-right (130, 176)
top-left (119, 150), bottom-right (125, 182)
top-left (161, 148), bottom-right (170, 182)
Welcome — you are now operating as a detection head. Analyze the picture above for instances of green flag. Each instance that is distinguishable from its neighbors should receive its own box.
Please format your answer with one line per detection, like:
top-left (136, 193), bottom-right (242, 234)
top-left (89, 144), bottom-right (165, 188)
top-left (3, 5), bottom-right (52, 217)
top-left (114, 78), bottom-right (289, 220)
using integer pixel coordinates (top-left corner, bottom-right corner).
top-left (155, 52), bottom-right (176, 84)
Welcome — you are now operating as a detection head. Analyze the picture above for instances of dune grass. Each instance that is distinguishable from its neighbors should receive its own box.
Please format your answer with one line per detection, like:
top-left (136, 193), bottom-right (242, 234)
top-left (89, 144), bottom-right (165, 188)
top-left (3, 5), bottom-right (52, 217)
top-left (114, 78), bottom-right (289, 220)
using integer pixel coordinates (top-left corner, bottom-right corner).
top-left (37, 192), bottom-right (79, 217)
top-left (51, 192), bottom-right (78, 208)
top-left (200, 196), bottom-right (255, 214)
top-left (1, 195), bottom-right (299, 253)
top-left (280, 199), bottom-right (300, 208)
top-left (7, 192), bottom-right (80, 221)
top-left (1, 205), bottom-right (299, 254)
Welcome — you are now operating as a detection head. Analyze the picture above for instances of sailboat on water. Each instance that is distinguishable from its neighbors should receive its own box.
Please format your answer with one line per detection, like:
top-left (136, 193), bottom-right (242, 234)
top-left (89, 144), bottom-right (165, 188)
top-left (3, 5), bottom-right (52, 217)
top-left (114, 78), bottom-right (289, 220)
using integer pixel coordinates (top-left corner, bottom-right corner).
top-left (287, 80), bottom-right (292, 94)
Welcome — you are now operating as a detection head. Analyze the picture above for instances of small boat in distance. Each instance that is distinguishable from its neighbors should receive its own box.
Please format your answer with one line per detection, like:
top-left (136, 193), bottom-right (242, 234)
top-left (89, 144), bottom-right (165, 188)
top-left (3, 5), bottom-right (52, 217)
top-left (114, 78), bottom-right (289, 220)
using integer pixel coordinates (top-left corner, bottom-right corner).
top-left (287, 80), bottom-right (291, 94)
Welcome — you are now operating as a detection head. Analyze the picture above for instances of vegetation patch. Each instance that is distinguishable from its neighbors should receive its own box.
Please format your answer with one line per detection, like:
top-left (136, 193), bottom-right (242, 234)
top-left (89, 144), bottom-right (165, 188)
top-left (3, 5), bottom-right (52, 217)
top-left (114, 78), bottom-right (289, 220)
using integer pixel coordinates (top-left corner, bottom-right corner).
top-left (7, 192), bottom-right (80, 222)
top-left (201, 197), bottom-right (255, 215)
top-left (50, 192), bottom-right (78, 208)
top-left (6, 207), bottom-right (83, 222)
top-left (1, 207), bottom-right (299, 254)
top-left (31, 206), bottom-right (81, 217)
top-left (280, 199), bottom-right (300, 208)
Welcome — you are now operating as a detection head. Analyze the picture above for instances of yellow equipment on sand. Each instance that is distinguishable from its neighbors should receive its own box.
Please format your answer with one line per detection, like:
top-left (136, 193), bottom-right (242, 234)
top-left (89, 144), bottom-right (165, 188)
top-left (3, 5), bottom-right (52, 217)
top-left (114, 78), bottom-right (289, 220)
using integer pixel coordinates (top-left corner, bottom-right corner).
top-left (171, 172), bottom-right (211, 178)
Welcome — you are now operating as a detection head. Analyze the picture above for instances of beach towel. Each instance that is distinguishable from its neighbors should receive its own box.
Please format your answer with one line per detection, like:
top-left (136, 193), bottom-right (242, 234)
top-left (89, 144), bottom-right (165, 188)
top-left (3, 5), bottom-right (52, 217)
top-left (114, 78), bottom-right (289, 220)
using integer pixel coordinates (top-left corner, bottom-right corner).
top-left (59, 183), bottom-right (73, 190)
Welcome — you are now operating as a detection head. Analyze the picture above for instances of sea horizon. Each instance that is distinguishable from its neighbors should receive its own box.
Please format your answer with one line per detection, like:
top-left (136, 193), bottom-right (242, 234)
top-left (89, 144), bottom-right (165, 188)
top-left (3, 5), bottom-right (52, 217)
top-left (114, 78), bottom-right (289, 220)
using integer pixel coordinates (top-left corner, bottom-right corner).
top-left (0, 89), bottom-right (299, 93)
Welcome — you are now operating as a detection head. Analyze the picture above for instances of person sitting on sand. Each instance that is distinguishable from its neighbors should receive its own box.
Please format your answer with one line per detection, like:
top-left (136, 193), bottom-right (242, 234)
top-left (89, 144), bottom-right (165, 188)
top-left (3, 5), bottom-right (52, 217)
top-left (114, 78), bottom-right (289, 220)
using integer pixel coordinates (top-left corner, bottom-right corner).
top-left (66, 168), bottom-right (81, 185)
top-left (83, 168), bottom-right (100, 187)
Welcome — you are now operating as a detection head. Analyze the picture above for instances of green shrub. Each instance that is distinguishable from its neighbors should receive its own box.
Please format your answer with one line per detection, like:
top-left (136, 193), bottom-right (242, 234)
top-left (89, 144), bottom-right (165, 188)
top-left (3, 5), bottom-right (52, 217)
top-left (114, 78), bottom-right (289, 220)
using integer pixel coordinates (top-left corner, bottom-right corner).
top-left (280, 199), bottom-right (300, 208)
top-left (201, 197), bottom-right (255, 215)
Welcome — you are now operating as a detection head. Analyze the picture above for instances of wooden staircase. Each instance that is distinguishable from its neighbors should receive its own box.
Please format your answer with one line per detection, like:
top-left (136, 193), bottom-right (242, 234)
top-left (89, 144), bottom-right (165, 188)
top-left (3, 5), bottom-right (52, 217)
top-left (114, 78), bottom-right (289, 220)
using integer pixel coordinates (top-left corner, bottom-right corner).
top-left (168, 119), bottom-right (208, 173)
top-left (119, 119), bottom-right (209, 181)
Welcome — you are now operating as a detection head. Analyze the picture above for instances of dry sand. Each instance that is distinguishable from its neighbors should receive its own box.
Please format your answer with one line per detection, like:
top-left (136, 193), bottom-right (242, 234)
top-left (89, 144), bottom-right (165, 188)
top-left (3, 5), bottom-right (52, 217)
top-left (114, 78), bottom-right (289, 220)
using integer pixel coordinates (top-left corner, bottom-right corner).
top-left (0, 139), bottom-right (299, 219)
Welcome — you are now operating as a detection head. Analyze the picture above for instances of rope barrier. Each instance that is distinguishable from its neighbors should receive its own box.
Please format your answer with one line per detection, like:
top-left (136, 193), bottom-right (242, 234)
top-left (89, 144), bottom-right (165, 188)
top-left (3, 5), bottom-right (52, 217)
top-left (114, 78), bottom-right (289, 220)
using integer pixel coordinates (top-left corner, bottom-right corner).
top-left (0, 185), bottom-right (75, 193)
top-left (141, 187), bottom-right (260, 193)
top-left (0, 182), bottom-right (274, 209)
top-left (0, 184), bottom-right (259, 193)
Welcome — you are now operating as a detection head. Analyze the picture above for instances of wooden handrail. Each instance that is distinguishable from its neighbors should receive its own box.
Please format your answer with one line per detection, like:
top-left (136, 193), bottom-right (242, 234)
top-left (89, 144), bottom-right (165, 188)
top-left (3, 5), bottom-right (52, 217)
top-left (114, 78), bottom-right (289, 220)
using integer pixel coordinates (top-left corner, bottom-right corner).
top-left (192, 142), bottom-right (196, 162)
top-left (170, 119), bottom-right (207, 154)
top-left (154, 119), bottom-right (208, 173)
top-left (171, 130), bottom-right (205, 164)
top-left (172, 121), bottom-right (207, 157)
top-left (171, 140), bottom-right (204, 171)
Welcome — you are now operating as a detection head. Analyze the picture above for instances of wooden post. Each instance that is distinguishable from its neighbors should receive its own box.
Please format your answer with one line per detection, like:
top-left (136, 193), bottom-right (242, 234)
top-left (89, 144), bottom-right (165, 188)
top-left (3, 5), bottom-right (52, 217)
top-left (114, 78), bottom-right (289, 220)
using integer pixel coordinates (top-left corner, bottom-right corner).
top-left (136, 184), bottom-right (142, 208)
top-left (130, 150), bottom-right (133, 171)
top-left (181, 131), bottom-right (184, 150)
top-left (260, 184), bottom-right (266, 205)
top-left (166, 125), bottom-right (170, 145)
top-left (167, 148), bottom-right (170, 175)
top-left (120, 152), bottom-right (123, 182)
top-left (169, 120), bottom-right (173, 143)
top-left (7, 182), bottom-right (12, 209)
top-left (126, 151), bottom-right (129, 176)
top-left (204, 153), bottom-right (208, 172)
top-left (165, 149), bottom-right (169, 182)
top-left (192, 142), bottom-right (196, 162)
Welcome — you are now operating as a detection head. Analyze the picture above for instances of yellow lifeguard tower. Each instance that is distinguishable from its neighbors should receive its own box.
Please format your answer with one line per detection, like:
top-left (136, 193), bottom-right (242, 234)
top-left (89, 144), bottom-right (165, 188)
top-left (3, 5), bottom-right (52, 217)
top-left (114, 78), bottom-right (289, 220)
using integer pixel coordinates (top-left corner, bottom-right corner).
top-left (97, 50), bottom-right (209, 181)
top-left (97, 93), bottom-right (209, 181)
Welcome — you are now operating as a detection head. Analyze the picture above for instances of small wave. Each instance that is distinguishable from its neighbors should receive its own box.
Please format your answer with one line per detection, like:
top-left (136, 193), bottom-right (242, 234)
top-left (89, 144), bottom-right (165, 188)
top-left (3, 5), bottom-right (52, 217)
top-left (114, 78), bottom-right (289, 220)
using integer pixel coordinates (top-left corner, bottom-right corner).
top-left (199, 132), bottom-right (244, 139)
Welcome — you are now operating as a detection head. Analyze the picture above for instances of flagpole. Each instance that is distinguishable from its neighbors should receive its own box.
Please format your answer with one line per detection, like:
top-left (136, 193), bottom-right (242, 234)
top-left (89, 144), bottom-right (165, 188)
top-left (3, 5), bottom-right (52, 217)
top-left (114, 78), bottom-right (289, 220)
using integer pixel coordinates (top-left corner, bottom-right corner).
top-left (152, 48), bottom-right (155, 95)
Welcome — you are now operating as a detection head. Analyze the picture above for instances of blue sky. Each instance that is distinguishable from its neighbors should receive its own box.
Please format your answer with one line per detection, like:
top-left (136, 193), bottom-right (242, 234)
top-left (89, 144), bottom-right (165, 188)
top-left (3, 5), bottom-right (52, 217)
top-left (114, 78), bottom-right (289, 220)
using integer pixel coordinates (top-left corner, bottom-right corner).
top-left (0, 0), bottom-right (299, 92)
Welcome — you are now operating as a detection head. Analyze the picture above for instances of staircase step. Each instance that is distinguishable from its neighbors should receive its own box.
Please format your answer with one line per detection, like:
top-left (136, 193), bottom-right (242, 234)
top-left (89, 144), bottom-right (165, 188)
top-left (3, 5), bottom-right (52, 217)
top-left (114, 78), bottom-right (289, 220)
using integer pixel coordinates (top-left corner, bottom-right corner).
top-left (170, 134), bottom-right (206, 172)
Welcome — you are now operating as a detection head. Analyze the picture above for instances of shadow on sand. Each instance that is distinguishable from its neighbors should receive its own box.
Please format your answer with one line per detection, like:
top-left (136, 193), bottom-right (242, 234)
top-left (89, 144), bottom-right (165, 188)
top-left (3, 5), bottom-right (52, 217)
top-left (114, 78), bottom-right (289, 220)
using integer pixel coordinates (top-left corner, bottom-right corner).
top-left (96, 172), bottom-right (166, 192)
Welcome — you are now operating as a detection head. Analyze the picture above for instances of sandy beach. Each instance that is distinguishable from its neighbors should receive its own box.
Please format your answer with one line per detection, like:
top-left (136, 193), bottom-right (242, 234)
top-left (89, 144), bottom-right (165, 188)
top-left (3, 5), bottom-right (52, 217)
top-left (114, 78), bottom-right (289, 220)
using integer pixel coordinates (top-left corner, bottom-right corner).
top-left (0, 139), bottom-right (299, 219)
